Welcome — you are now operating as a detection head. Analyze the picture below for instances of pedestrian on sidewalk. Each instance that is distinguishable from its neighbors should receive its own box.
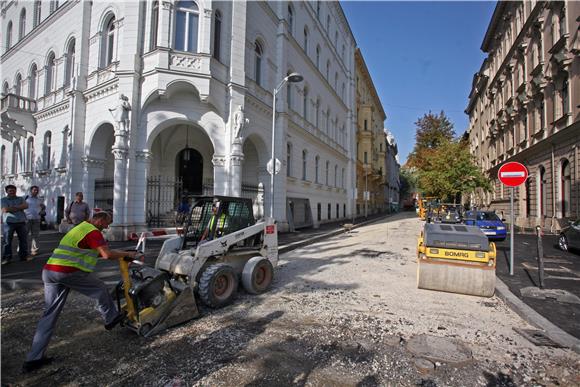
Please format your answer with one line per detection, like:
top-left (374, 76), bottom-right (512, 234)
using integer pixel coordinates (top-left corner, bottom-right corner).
top-left (65, 192), bottom-right (90, 226)
top-left (24, 185), bottom-right (43, 256)
top-left (2, 184), bottom-right (30, 264)
top-left (22, 211), bottom-right (141, 373)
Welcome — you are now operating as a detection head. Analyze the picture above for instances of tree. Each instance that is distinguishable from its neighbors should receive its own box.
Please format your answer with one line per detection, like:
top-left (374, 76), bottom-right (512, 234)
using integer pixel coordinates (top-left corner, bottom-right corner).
top-left (399, 166), bottom-right (419, 200)
top-left (418, 140), bottom-right (490, 202)
top-left (407, 111), bottom-right (455, 169)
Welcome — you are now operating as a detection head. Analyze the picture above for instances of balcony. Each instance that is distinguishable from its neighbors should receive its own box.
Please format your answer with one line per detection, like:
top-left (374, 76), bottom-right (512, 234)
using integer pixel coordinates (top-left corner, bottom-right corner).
top-left (0, 94), bottom-right (37, 141)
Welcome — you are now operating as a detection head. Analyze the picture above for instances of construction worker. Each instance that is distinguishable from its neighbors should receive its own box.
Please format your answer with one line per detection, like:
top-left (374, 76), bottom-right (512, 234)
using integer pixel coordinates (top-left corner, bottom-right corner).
top-left (200, 201), bottom-right (229, 241)
top-left (22, 212), bottom-right (141, 373)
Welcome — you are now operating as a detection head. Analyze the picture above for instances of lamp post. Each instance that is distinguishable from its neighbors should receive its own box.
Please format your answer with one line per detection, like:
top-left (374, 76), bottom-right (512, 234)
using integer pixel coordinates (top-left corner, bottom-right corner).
top-left (269, 72), bottom-right (303, 218)
top-left (364, 163), bottom-right (369, 219)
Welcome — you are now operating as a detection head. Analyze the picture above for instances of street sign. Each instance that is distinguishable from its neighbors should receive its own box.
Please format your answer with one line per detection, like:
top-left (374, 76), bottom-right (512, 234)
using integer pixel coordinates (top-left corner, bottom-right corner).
top-left (498, 162), bottom-right (528, 187)
top-left (267, 158), bottom-right (281, 175)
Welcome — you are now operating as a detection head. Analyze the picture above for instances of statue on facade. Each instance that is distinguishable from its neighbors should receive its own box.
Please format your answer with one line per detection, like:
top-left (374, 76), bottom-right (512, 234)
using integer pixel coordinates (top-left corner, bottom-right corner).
top-left (109, 94), bottom-right (132, 133)
top-left (233, 105), bottom-right (249, 141)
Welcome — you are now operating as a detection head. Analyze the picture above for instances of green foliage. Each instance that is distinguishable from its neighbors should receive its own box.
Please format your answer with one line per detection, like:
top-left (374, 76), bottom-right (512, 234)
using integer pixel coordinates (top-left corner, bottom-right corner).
top-left (400, 167), bottom-right (419, 199)
top-left (407, 111), bottom-right (456, 169)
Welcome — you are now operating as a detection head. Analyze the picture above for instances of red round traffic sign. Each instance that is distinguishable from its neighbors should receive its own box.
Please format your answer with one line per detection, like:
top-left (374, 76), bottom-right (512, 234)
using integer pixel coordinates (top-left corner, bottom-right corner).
top-left (498, 162), bottom-right (528, 187)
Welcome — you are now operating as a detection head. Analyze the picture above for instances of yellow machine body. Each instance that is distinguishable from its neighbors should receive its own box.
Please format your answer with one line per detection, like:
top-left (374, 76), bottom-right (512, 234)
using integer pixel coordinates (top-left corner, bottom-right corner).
top-left (417, 223), bottom-right (496, 297)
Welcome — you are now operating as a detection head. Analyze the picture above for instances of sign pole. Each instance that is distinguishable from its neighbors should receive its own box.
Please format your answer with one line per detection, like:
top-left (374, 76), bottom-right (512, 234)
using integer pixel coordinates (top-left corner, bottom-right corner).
top-left (510, 186), bottom-right (514, 276)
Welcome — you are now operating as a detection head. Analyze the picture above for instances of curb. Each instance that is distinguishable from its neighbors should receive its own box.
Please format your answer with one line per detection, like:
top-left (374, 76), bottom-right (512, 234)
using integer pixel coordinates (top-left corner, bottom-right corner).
top-left (495, 277), bottom-right (580, 354)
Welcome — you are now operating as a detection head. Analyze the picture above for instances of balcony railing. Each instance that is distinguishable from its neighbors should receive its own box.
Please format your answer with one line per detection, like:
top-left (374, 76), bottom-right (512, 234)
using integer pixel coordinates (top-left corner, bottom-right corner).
top-left (1, 94), bottom-right (37, 113)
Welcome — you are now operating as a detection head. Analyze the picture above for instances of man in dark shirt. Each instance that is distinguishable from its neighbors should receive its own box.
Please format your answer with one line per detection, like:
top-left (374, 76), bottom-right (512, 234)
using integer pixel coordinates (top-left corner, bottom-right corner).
top-left (2, 184), bottom-right (29, 264)
top-left (65, 192), bottom-right (90, 225)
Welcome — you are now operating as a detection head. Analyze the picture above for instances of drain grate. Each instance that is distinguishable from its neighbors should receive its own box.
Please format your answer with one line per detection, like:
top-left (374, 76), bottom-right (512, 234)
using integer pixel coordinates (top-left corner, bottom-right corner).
top-left (513, 328), bottom-right (564, 348)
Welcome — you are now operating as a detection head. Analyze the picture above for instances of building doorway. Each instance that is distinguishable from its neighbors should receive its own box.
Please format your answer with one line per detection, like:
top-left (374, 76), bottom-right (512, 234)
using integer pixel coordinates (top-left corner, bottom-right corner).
top-left (177, 147), bottom-right (203, 195)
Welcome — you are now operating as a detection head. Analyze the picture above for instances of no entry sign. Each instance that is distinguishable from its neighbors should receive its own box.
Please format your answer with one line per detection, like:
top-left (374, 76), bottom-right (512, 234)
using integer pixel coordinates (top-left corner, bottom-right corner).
top-left (498, 162), bottom-right (528, 187)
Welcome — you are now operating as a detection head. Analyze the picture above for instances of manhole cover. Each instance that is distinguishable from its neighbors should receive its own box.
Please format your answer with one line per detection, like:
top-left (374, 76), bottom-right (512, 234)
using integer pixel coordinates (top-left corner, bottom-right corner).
top-left (520, 287), bottom-right (580, 304)
top-left (406, 334), bottom-right (472, 364)
top-left (513, 328), bottom-right (564, 348)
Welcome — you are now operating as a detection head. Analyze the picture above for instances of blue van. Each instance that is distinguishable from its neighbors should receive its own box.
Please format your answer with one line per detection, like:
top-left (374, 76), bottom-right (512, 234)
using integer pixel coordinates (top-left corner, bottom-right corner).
top-left (464, 211), bottom-right (507, 241)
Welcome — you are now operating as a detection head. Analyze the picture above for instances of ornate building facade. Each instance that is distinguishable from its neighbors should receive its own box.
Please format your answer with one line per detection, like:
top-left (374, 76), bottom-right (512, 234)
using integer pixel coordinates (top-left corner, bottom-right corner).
top-left (466, 0), bottom-right (579, 231)
top-left (1, 0), bottom-right (364, 238)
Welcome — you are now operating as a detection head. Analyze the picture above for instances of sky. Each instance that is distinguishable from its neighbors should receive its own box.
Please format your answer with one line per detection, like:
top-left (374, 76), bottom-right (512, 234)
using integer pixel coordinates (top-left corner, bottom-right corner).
top-left (341, 1), bottom-right (497, 165)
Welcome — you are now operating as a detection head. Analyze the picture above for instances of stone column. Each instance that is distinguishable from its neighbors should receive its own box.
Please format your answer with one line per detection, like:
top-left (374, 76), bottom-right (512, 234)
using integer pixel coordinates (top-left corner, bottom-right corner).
top-left (109, 129), bottom-right (129, 241)
top-left (159, 1), bottom-right (173, 48)
top-left (229, 138), bottom-right (244, 196)
top-left (81, 156), bottom-right (105, 213)
top-left (130, 150), bottom-right (152, 232)
top-left (212, 155), bottom-right (227, 195)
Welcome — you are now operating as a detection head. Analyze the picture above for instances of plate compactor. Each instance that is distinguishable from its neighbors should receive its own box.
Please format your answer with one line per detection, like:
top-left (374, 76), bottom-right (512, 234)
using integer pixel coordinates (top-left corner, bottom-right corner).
top-left (417, 223), bottom-right (496, 297)
top-left (114, 196), bottom-right (278, 337)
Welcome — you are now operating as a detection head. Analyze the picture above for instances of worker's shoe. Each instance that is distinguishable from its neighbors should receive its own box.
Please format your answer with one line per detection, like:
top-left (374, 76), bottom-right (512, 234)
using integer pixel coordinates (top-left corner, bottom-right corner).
top-left (105, 312), bottom-right (126, 331)
top-left (22, 357), bottom-right (54, 373)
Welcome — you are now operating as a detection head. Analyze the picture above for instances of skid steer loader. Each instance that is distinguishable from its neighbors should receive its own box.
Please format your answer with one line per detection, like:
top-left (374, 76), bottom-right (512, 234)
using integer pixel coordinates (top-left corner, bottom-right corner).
top-left (416, 223), bottom-right (496, 297)
top-left (114, 196), bottom-right (278, 337)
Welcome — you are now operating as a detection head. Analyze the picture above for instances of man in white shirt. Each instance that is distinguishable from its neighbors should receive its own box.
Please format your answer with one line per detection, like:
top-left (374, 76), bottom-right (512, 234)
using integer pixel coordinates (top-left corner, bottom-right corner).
top-left (24, 186), bottom-right (43, 256)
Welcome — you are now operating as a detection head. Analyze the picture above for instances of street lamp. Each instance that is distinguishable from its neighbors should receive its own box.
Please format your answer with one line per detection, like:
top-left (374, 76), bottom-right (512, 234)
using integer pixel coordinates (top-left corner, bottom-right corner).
top-left (364, 163), bottom-right (369, 219)
top-left (269, 72), bottom-right (303, 218)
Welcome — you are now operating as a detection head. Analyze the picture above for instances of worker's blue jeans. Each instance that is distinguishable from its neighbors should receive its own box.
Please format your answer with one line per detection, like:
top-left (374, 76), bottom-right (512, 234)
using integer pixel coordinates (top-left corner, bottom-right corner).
top-left (2, 221), bottom-right (28, 261)
top-left (26, 269), bottom-right (119, 362)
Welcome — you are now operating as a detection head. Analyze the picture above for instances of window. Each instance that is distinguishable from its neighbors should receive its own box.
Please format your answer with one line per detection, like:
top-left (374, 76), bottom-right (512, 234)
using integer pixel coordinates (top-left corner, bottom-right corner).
top-left (254, 41), bottom-right (263, 86)
top-left (315, 99), bottom-right (320, 128)
top-left (561, 160), bottom-right (571, 217)
top-left (561, 76), bottom-right (569, 115)
top-left (327, 203), bottom-right (331, 219)
top-left (334, 165), bottom-right (337, 187)
top-left (341, 83), bottom-right (345, 100)
top-left (315, 156), bottom-right (320, 183)
top-left (0, 145), bottom-right (5, 175)
top-left (302, 150), bottom-right (307, 180)
top-left (316, 1), bottom-right (321, 20)
top-left (29, 64), bottom-right (37, 98)
top-left (65, 39), bottom-right (76, 87)
top-left (34, 1), bottom-right (42, 27)
top-left (326, 15), bottom-right (330, 31)
top-left (334, 72), bottom-right (338, 90)
top-left (325, 161), bottom-right (329, 185)
top-left (336, 204), bottom-right (339, 219)
top-left (50, 0), bottom-right (57, 13)
top-left (2, 82), bottom-right (8, 96)
top-left (325, 110), bottom-right (330, 134)
top-left (287, 5), bottom-right (294, 36)
top-left (303, 86), bottom-right (308, 120)
top-left (303, 26), bottom-right (308, 53)
top-left (364, 151), bottom-right (368, 164)
top-left (364, 119), bottom-right (368, 130)
top-left (558, 7), bottom-right (566, 38)
top-left (101, 15), bottom-right (116, 67)
top-left (341, 168), bottom-right (344, 188)
top-left (316, 45), bottom-right (321, 68)
top-left (213, 10), bottom-right (222, 61)
top-left (12, 142), bottom-right (21, 174)
top-left (334, 31), bottom-right (338, 48)
top-left (26, 137), bottom-right (34, 172)
top-left (326, 60), bottom-right (330, 79)
top-left (19, 8), bottom-right (26, 40)
top-left (317, 203), bottom-right (321, 221)
top-left (174, 1), bottom-right (199, 52)
top-left (43, 131), bottom-right (52, 170)
top-left (45, 52), bottom-right (56, 94)
top-left (286, 143), bottom-right (292, 176)
top-left (150, 1), bottom-right (159, 50)
top-left (14, 74), bottom-right (22, 96)
top-left (539, 165), bottom-right (546, 217)
top-left (6, 21), bottom-right (13, 49)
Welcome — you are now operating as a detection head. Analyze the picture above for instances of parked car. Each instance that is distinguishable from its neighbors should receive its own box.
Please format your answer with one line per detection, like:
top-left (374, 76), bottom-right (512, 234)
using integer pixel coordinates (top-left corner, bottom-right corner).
top-left (464, 211), bottom-right (507, 241)
top-left (558, 219), bottom-right (580, 252)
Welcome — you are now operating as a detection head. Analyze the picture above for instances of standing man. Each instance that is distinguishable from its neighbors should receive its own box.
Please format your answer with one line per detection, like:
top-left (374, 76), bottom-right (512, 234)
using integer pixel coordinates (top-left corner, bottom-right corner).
top-left (25, 185), bottom-right (43, 256)
top-left (200, 201), bottom-right (230, 241)
top-left (2, 184), bottom-right (29, 264)
top-left (65, 192), bottom-right (90, 226)
top-left (23, 211), bottom-right (141, 373)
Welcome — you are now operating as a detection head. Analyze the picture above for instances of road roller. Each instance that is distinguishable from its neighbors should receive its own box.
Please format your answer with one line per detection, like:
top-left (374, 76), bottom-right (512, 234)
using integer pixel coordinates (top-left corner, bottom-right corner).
top-left (417, 223), bottom-right (496, 297)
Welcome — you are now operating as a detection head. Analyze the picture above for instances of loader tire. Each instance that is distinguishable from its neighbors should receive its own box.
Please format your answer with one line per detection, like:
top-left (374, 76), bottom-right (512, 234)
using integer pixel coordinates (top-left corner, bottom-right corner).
top-left (198, 264), bottom-right (238, 308)
top-left (242, 257), bottom-right (274, 295)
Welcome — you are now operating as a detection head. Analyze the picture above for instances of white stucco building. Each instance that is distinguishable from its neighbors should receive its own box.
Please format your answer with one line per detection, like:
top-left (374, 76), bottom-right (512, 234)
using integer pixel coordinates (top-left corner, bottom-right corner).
top-left (1, 0), bottom-right (359, 239)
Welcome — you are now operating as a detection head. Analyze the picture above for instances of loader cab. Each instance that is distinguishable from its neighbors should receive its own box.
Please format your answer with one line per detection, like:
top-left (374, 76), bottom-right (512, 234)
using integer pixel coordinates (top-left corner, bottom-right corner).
top-left (181, 196), bottom-right (257, 249)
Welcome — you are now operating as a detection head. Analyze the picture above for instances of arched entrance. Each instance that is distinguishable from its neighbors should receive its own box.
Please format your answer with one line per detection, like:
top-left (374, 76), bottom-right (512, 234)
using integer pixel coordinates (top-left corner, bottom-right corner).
top-left (177, 147), bottom-right (203, 194)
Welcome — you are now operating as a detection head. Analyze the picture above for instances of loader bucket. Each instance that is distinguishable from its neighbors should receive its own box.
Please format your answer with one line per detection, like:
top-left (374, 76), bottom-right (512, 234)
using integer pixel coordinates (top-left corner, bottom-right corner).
top-left (417, 259), bottom-right (495, 297)
top-left (141, 287), bottom-right (199, 337)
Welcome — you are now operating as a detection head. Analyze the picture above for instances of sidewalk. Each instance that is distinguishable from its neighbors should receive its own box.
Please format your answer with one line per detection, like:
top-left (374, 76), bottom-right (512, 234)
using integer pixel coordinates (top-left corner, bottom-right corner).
top-left (0, 212), bottom-right (391, 291)
top-left (493, 233), bottom-right (580, 341)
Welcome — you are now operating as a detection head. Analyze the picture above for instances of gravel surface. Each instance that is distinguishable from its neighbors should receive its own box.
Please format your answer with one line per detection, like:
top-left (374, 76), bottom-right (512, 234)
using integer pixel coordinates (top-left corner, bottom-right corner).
top-left (2, 213), bottom-right (579, 386)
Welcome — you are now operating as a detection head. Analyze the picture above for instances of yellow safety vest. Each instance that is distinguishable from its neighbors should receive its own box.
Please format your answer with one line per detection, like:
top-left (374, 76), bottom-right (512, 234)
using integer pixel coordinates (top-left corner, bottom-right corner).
top-left (209, 214), bottom-right (227, 237)
top-left (46, 221), bottom-right (100, 272)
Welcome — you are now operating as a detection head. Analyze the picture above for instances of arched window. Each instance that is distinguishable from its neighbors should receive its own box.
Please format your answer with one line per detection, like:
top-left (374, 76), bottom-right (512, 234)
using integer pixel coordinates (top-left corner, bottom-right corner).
top-left (302, 150), bottom-right (307, 180)
top-left (326, 60), bottom-right (330, 79)
top-left (316, 1), bottom-right (321, 19)
top-left (19, 8), bottom-right (26, 40)
top-left (29, 64), bottom-right (37, 98)
top-left (334, 72), bottom-right (338, 89)
top-left (303, 86), bottom-right (308, 120)
top-left (34, 1), bottom-right (42, 27)
top-left (539, 165), bottom-right (546, 217)
top-left (325, 160), bottom-right (329, 185)
top-left (334, 31), bottom-right (338, 48)
top-left (6, 21), bottom-right (13, 49)
top-left (326, 15), bottom-right (330, 31)
top-left (12, 142), bottom-right (21, 174)
top-left (45, 52), bottom-right (56, 94)
top-left (100, 15), bottom-right (116, 67)
top-left (286, 143), bottom-right (292, 177)
top-left (26, 137), bottom-right (34, 172)
top-left (213, 10), bottom-right (222, 61)
top-left (43, 131), bottom-right (52, 170)
top-left (561, 159), bottom-right (571, 217)
top-left (325, 109), bottom-right (330, 134)
top-left (254, 40), bottom-right (263, 86)
top-left (303, 26), bottom-right (309, 53)
top-left (0, 145), bottom-right (6, 175)
top-left (150, 1), bottom-right (159, 50)
top-left (65, 39), bottom-right (75, 87)
top-left (316, 45), bottom-right (321, 69)
top-left (561, 75), bottom-right (569, 115)
top-left (315, 98), bottom-right (320, 128)
top-left (2, 82), bottom-right (9, 96)
top-left (315, 155), bottom-right (320, 183)
top-left (287, 5), bottom-right (294, 36)
top-left (14, 73), bottom-right (22, 96)
top-left (175, 0), bottom-right (199, 52)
